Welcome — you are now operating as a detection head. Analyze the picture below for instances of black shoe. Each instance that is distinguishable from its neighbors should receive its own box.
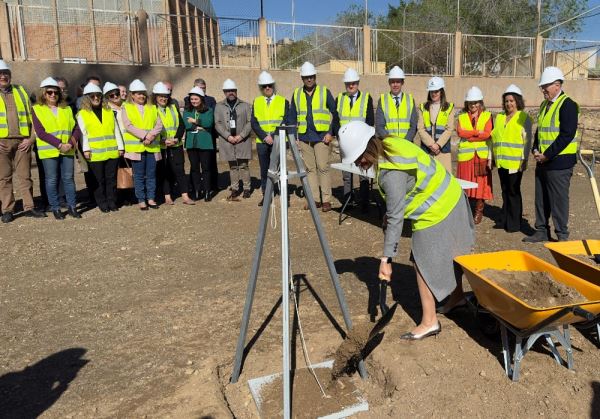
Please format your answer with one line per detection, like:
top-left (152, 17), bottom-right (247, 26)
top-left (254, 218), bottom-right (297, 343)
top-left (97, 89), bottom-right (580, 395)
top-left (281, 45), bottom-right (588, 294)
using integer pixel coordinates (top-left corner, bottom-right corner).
top-left (99, 207), bottom-right (110, 213)
top-left (25, 208), bottom-right (47, 218)
top-left (108, 202), bottom-right (119, 212)
top-left (68, 207), bottom-right (81, 219)
top-left (1, 212), bottom-right (14, 223)
top-left (522, 231), bottom-right (549, 243)
top-left (258, 196), bottom-right (264, 207)
top-left (53, 210), bottom-right (65, 220)
top-left (204, 191), bottom-right (212, 202)
top-left (140, 206), bottom-right (149, 211)
top-left (243, 190), bottom-right (251, 199)
top-left (148, 203), bottom-right (159, 209)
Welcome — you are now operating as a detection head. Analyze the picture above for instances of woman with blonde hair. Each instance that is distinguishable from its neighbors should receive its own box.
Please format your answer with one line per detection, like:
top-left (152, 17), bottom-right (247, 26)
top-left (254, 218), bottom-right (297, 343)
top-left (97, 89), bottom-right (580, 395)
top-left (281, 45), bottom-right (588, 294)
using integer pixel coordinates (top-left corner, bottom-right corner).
top-left (32, 77), bottom-right (81, 220)
top-left (77, 82), bottom-right (124, 213)
top-left (456, 86), bottom-right (493, 224)
top-left (121, 79), bottom-right (163, 210)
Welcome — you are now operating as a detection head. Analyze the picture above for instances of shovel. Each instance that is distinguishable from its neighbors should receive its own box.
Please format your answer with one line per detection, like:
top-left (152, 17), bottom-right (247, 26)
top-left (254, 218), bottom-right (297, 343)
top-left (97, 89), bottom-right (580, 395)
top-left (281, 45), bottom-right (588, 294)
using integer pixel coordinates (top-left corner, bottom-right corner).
top-left (577, 128), bottom-right (600, 220)
top-left (378, 276), bottom-right (391, 316)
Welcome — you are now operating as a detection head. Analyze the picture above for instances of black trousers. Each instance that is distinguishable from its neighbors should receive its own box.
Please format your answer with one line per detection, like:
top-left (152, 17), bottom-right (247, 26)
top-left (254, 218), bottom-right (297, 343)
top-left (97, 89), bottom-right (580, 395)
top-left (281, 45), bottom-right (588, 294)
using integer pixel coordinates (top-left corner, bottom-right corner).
top-left (188, 148), bottom-right (213, 197)
top-left (210, 136), bottom-right (219, 190)
top-left (88, 158), bottom-right (118, 209)
top-left (498, 168), bottom-right (523, 232)
top-left (157, 146), bottom-right (188, 197)
top-left (534, 166), bottom-right (573, 240)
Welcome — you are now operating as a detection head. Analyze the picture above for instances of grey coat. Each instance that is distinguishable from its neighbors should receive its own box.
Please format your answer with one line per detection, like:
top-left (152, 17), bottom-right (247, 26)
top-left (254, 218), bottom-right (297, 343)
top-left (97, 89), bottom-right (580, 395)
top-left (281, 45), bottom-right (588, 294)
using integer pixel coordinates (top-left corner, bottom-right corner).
top-left (214, 99), bottom-right (252, 161)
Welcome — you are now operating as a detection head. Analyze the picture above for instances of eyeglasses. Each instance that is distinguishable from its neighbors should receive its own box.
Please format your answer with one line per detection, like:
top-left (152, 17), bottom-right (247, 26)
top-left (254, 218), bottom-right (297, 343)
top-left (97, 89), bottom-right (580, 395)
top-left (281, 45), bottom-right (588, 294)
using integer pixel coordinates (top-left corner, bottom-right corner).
top-left (108, 92), bottom-right (119, 98)
top-left (89, 93), bottom-right (102, 99)
top-left (224, 89), bottom-right (237, 93)
top-left (45, 90), bottom-right (59, 96)
top-left (261, 84), bottom-right (274, 89)
top-left (302, 75), bottom-right (316, 80)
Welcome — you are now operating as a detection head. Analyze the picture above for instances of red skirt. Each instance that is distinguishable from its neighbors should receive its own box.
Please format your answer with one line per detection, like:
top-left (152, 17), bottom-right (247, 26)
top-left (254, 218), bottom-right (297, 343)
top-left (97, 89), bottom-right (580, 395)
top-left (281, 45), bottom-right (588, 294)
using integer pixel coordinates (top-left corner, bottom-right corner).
top-left (456, 155), bottom-right (493, 200)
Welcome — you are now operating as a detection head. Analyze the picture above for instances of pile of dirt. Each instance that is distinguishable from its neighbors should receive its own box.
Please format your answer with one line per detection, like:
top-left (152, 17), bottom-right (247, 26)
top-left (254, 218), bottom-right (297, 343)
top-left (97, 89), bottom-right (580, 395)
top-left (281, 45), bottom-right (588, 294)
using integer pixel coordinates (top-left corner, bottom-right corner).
top-left (571, 254), bottom-right (600, 266)
top-left (330, 321), bottom-right (373, 380)
top-left (259, 367), bottom-right (362, 418)
top-left (481, 270), bottom-right (587, 308)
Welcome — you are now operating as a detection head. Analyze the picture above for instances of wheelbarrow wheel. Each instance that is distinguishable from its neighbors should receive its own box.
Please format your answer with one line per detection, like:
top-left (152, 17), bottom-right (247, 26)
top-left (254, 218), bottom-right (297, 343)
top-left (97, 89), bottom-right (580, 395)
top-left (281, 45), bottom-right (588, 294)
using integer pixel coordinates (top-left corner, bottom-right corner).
top-left (478, 311), bottom-right (500, 337)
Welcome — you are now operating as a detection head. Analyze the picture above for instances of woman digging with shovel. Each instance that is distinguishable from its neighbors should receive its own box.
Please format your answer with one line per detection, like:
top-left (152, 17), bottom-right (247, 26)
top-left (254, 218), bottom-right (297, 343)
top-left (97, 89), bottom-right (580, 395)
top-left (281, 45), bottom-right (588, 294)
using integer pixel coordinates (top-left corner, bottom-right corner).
top-left (338, 121), bottom-right (475, 340)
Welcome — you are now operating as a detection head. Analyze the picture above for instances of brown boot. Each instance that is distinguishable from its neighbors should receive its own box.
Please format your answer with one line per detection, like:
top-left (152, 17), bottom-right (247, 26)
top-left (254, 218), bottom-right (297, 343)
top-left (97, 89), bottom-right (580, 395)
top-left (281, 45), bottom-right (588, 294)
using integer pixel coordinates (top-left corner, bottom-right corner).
top-left (474, 199), bottom-right (484, 224)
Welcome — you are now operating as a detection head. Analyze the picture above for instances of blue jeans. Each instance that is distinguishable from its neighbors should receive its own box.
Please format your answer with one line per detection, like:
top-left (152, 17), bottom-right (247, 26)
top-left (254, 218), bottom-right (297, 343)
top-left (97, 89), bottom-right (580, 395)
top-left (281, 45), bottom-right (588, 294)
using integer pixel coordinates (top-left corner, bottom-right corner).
top-left (41, 155), bottom-right (76, 211)
top-left (131, 152), bottom-right (156, 202)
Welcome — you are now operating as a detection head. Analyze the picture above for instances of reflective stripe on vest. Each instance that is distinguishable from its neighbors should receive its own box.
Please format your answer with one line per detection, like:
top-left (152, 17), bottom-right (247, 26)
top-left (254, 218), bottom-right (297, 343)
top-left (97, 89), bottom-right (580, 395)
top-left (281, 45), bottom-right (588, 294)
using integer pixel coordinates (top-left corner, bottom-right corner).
top-left (336, 91), bottom-right (369, 126)
top-left (253, 94), bottom-right (286, 143)
top-left (0, 85), bottom-right (31, 137)
top-left (491, 111), bottom-right (528, 170)
top-left (123, 103), bottom-right (160, 153)
top-left (538, 94), bottom-right (579, 156)
top-left (78, 108), bottom-right (119, 162)
top-left (33, 104), bottom-right (75, 159)
top-left (377, 136), bottom-right (462, 231)
top-left (293, 86), bottom-right (332, 134)
top-left (380, 92), bottom-right (413, 139)
top-left (457, 111), bottom-right (491, 161)
top-left (157, 104), bottom-right (181, 149)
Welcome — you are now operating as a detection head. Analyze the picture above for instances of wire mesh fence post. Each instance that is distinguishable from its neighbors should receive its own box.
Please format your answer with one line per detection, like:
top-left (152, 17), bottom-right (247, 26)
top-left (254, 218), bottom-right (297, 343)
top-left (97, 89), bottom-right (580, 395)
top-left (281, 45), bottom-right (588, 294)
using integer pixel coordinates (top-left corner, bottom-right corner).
top-left (51, 0), bottom-right (61, 61)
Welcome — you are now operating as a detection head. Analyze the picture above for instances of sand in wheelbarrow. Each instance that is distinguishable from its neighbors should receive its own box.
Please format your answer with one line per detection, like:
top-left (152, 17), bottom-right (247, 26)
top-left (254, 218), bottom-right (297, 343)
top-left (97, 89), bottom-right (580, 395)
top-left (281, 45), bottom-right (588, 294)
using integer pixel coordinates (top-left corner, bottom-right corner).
top-left (481, 270), bottom-right (587, 308)
top-left (259, 367), bottom-right (360, 418)
top-left (571, 254), bottom-right (600, 266)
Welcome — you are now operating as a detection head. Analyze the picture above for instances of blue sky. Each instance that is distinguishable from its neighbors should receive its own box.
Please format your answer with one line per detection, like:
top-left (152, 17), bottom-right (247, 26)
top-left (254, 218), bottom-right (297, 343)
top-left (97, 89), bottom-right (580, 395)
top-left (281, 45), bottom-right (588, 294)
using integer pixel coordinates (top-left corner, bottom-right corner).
top-left (213, 0), bottom-right (600, 39)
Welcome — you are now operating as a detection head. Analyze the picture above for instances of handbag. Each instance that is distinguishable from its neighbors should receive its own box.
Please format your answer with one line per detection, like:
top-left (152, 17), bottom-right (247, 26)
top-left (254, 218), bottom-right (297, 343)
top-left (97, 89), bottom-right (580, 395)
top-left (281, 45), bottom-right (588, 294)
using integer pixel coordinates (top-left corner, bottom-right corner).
top-left (117, 158), bottom-right (134, 189)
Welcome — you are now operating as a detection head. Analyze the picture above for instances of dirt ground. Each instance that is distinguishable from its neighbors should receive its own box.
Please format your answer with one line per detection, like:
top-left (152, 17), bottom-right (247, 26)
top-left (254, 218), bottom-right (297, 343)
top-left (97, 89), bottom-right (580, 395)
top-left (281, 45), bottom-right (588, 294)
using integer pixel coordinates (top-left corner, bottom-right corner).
top-left (1, 112), bottom-right (600, 418)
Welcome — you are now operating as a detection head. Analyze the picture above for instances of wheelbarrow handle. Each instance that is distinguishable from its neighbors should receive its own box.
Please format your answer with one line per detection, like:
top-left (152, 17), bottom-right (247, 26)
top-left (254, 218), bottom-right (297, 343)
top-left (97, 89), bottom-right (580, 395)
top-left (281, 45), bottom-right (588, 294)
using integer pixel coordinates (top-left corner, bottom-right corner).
top-left (572, 306), bottom-right (595, 322)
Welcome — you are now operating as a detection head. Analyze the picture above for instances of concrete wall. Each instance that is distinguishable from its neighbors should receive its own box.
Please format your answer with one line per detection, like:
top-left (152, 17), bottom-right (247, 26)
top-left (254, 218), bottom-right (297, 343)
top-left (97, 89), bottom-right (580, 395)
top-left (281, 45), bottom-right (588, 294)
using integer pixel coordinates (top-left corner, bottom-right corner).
top-left (9, 61), bottom-right (600, 109)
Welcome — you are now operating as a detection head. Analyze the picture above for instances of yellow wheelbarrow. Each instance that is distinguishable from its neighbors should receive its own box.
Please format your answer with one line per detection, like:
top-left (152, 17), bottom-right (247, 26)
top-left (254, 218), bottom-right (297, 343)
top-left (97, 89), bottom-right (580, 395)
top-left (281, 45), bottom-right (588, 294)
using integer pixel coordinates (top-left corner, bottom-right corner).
top-left (455, 250), bottom-right (600, 381)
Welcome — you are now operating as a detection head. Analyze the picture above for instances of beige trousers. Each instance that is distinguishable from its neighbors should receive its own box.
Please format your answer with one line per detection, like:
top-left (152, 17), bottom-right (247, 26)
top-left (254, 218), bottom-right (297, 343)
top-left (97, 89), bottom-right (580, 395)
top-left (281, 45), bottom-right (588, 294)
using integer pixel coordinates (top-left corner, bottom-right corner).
top-left (228, 159), bottom-right (251, 191)
top-left (0, 138), bottom-right (34, 212)
top-left (298, 141), bottom-right (331, 204)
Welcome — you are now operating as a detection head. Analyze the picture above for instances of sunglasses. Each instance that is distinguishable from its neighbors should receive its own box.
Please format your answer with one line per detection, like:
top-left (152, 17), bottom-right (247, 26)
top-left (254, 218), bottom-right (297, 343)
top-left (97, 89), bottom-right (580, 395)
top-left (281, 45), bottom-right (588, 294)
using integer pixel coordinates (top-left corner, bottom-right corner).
top-left (89, 93), bottom-right (102, 99)
top-left (108, 92), bottom-right (119, 98)
top-left (302, 75), bottom-right (316, 80)
top-left (224, 89), bottom-right (237, 93)
top-left (45, 90), bottom-right (59, 96)
top-left (261, 84), bottom-right (274, 89)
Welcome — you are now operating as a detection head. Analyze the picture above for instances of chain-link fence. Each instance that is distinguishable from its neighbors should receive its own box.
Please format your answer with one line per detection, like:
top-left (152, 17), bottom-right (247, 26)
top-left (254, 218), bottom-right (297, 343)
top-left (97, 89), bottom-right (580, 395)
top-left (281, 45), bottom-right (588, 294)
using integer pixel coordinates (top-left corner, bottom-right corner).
top-left (267, 22), bottom-right (362, 72)
top-left (217, 17), bottom-right (259, 68)
top-left (543, 38), bottom-right (600, 80)
top-left (7, 3), bottom-right (138, 64)
top-left (371, 29), bottom-right (454, 75)
top-left (461, 34), bottom-right (535, 77)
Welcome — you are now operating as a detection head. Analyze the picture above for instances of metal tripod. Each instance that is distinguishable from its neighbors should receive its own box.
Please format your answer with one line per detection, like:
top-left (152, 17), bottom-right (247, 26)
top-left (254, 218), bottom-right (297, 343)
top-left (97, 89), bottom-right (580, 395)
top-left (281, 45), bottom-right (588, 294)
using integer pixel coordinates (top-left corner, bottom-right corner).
top-left (230, 126), bottom-right (367, 417)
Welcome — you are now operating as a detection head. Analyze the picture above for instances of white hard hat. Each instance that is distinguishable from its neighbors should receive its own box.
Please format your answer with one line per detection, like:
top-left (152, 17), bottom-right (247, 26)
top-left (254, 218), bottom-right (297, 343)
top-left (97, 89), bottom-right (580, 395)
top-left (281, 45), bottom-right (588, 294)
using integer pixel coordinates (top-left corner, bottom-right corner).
top-left (388, 66), bottom-right (405, 80)
top-left (152, 81), bottom-right (171, 95)
top-left (465, 86), bottom-right (484, 102)
top-left (129, 79), bottom-right (147, 92)
top-left (343, 68), bottom-right (360, 83)
top-left (83, 83), bottom-right (102, 95)
top-left (300, 61), bottom-right (317, 77)
top-left (427, 76), bottom-right (445, 91)
top-left (504, 84), bottom-right (523, 96)
top-left (40, 77), bottom-right (59, 88)
top-left (102, 81), bottom-right (119, 95)
top-left (539, 66), bottom-right (565, 86)
top-left (222, 79), bottom-right (237, 90)
top-left (0, 59), bottom-right (10, 71)
top-left (189, 86), bottom-right (205, 97)
top-left (338, 121), bottom-right (376, 165)
top-left (257, 71), bottom-right (275, 85)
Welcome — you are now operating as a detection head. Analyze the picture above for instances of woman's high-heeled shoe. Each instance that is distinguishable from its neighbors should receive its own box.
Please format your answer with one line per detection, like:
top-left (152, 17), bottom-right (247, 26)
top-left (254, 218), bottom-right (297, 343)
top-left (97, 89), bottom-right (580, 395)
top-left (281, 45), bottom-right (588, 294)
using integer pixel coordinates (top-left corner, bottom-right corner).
top-left (400, 322), bottom-right (441, 341)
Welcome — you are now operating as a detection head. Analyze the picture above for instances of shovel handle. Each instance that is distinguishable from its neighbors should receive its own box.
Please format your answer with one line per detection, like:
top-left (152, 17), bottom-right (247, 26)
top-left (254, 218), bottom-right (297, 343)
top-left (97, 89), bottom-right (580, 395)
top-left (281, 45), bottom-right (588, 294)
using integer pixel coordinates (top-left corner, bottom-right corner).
top-left (379, 280), bottom-right (390, 315)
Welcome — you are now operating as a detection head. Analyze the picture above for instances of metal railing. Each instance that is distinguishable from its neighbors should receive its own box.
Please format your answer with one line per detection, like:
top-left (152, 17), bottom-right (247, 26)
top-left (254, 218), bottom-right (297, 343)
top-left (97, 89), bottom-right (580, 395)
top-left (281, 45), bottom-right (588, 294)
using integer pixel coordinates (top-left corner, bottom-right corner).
top-left (371, 28), bottom-right (454, 75)
top-left (7, 3), bottom-right (139, 64)
top-left (461, 34), bottom-right (536, 77)
top-left (267, 22), bottom-right (363, 72)
top-left (217, 17), bottom-right (260, 68)
top-left (543, 38), bottom-right (600, 80)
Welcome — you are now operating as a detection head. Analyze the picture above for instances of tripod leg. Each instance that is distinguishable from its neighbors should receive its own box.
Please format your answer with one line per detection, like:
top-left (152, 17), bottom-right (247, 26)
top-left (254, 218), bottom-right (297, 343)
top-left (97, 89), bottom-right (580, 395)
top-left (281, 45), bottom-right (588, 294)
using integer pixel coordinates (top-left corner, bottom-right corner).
top-left (288, 135), bottom-right (368, 379)
top-left (230, 178), bottom-right (275, 383)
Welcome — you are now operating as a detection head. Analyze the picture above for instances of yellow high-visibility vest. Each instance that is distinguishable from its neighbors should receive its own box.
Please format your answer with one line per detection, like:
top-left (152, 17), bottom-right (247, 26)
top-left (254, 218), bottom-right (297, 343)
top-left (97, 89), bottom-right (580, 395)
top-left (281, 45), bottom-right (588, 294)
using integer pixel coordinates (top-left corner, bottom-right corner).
top-left (378, 137), bottom-right (462, 231)
top-left (419, 102), bottom-right (454, 153)
top-left (0, 85), bottom-right (31, 138)
top-left (491, 111), bottom-right (528, 170)
top-left (457, 111), bottom-right (491, 162)
top-left (379, 92), bottom-right (414, 139)
top-left (253, 94), bottom-right (286, 143)
top-left (337, 91), bottom-right (370, 126)
top-left (33, 104), bottom-right (75, 160)
top-left (293, 86), bottom-right (332, 134)
top-left (123, 102), bottom-right (160, 153)
top-left (157, 104), bottom-right (181, 149)
top-left (78, 108), bottom-right (119, 162)
top-left (537, 94), bottom-right (579, 156)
